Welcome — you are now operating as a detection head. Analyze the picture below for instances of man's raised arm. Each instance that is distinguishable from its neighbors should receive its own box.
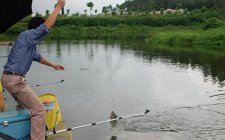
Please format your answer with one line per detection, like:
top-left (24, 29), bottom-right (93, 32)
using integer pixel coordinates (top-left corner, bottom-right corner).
top-left (44, 0), bottom-right (65, 29)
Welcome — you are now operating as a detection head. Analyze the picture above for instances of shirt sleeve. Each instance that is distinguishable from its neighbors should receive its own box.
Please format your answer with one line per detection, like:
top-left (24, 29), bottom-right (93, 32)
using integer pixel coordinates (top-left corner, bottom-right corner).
top-left (33, 50), bottom-right (42, 62)
top-left (27, 24), bottom-right (49, 45)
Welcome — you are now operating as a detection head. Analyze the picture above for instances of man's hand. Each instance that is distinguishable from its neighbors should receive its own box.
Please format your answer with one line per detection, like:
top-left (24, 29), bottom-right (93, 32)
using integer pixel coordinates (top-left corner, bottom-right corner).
top-left (53, 64), bottom-right (64, 70)
top-left (40, 57), bottom-right (64, 70)
top-left (57, 0), bottom-right (65, 8)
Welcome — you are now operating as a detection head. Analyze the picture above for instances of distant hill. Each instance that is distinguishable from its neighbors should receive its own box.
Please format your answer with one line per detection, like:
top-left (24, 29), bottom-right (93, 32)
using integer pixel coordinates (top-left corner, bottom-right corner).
top-left (120, 0), bottom-right (225, 11)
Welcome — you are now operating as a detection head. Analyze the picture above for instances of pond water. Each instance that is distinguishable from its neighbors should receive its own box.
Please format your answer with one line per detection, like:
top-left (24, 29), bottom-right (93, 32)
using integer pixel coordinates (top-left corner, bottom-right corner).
top-left (1, 40), bottom-right (225, 140)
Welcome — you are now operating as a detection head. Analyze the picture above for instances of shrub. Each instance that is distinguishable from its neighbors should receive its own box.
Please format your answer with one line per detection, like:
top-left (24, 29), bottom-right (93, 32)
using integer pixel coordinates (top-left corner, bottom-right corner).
top-left (203, 17), bottom-right (224, 30)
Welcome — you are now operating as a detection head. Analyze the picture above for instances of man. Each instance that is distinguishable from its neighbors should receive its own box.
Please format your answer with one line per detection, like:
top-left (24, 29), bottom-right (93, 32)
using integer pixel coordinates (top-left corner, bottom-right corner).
top-left (1, 0), bottom-right (65, 139)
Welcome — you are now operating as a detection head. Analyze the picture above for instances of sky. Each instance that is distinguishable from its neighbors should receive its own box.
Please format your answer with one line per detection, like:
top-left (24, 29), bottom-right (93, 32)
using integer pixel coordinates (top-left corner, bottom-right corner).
top-left (32, 0), bottom-right (125, 15)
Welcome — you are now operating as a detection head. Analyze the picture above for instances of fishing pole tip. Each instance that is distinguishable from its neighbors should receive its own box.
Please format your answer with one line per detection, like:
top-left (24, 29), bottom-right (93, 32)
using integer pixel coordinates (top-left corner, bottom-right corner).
top-left (144, 109), bottom-right (150, 114)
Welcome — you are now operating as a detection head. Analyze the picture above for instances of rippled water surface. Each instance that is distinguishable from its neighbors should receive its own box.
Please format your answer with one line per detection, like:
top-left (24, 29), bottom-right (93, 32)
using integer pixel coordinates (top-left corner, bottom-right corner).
top-left (1, 40), bottom-right (225, 140)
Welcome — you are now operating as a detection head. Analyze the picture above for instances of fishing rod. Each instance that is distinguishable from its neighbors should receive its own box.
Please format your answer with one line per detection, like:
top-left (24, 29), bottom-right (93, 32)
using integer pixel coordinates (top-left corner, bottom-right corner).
top-left (48, 109), bottom-right (150, 135)
top-left (0, 48), bottom-right (76, 59)
top-left (0, 55), bottom-right (8, 58)
top-left (31, 80), bottom-right (64, 87)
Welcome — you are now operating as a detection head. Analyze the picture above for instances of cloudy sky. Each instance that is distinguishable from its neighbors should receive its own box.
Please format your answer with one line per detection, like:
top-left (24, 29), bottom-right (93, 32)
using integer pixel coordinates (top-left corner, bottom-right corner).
top-left (32, 0), bottom-right (125, 15)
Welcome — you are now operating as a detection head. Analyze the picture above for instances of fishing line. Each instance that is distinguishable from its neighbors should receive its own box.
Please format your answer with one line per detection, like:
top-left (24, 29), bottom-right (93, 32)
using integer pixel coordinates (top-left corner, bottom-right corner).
top-left (31, 80), bottom-right (64, 87)
top-left (48, 109), bottom-right (150, 135)
top-left (2, 80), bottom-right (65, 102)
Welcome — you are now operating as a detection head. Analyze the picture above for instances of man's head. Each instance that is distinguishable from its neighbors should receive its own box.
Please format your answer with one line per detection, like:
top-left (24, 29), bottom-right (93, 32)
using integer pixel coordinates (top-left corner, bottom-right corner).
top-left (28, 17), bottom-right (45, 30)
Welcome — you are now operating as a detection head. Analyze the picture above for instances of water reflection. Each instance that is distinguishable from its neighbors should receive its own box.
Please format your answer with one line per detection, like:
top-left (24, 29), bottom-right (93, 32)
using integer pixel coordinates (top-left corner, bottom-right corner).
top-left (110, 136), bottom-right (117, 140)
top-left (118, 40), bottom-right (225, 84)
top-left (56, 41), bottom-right (62, 57)
top-left (36, 40), bottom-right (225, 86)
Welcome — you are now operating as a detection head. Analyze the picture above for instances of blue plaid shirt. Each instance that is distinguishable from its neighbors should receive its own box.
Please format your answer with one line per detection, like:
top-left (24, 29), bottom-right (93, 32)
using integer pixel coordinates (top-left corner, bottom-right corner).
top-left (4, 24), bottom-right (49, 75)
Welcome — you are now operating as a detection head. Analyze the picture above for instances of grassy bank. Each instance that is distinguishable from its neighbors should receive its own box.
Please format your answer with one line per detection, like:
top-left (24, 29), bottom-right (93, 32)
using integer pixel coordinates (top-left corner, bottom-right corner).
top-left (1, 11), bottom-right (225, 47)
top-left (45, 25), bottom-right (150, 40)
top-left (145, 26), bottom-right (225, 47)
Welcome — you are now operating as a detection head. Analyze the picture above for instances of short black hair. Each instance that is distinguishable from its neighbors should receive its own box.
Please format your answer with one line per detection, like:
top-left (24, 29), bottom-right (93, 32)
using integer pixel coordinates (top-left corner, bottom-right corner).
top-left (28, 17), bottom-right (45, 30)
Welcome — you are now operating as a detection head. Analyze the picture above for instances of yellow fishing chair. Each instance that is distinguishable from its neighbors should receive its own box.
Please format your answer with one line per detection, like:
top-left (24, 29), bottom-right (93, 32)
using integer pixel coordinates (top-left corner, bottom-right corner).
top-left (0, 83), bottom-right (5, 112)
top-left (39, 93), bottom-right (72, 140)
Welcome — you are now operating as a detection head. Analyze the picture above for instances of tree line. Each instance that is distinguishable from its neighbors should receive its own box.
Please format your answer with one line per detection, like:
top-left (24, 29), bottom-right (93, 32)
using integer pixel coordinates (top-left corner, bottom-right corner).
top-left (120, 0), bottom-right (225, 12)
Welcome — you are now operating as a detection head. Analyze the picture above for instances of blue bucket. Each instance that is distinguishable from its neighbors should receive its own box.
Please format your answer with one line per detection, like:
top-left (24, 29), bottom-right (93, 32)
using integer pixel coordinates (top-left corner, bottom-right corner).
top-left (0, 109), bottom-right (31, 140)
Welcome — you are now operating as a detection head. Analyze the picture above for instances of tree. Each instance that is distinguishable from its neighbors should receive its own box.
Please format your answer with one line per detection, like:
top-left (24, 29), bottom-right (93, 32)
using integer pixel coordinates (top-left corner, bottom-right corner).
top-left (73, 12), bottom-right (79, 16)
top-left (66, 9), bottom-right (70, 16)
top-left (61, 7), bottom-right (64, 15)
top-left (35, 12), bottom-right (41, 17)
top-left (152, 9), bottom-right (156, 15)
top-left (95, 9), bottom-right (98, 14)
top-left (201, 5), bottom-right (207, 13)
top-left (84, 9), bottom-right (87, 16)
top-left (87, 2), bottom-right (94, 15)
top-left (160, 8), bottom-right (164, 15)
top-left (45, 10), bottom-right (50, 16)
top-left (145, 1), bottom-right (155, 12)
top-left (102, 6), bottom-right (108, 15)
top-left (176, 3), bottom-right (183, 10)
top-left (117, 3), bottom-right (126, 15)
top-left (214, 0), bottom-right (225, 9)
top-left (119, 0), bottom-right (225, 12)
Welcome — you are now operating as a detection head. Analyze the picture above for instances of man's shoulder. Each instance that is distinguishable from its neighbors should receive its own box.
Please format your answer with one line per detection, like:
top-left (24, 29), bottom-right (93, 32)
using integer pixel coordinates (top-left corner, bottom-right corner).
top-left (17, 30), bottom-right (29, 38)
top-left (17, 28), bottom-right (40, 40)
top-left (13, 30), bottom-right (32, 47)
top-left (24, 24), bottom-right (49, 36)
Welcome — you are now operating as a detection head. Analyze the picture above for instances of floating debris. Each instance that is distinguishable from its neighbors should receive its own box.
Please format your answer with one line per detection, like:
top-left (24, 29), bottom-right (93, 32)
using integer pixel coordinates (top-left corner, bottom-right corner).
top-left (80, 68), bottom-right (89, 71)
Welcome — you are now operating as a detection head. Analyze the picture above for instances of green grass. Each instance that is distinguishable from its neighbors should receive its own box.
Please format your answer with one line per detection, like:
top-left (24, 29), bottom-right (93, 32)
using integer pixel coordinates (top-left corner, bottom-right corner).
top-left (1, 14), bottom-right (225, 48)
top-left (146, 26), bottom-right (225, 47)
top-left (39, 25), bottom-right (151, 40)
